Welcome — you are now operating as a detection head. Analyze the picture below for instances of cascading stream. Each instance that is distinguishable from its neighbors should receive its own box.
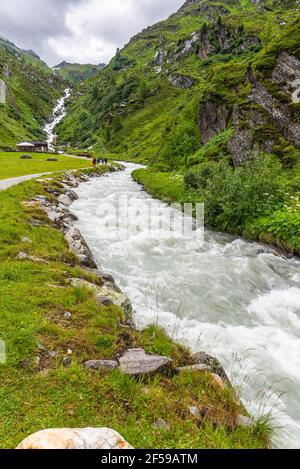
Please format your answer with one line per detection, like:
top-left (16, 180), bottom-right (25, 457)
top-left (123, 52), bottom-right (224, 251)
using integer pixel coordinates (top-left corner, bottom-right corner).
top-left (43, 88), bottom-right (71, 151)
top-left (71, 163), bottom-right (300, 449)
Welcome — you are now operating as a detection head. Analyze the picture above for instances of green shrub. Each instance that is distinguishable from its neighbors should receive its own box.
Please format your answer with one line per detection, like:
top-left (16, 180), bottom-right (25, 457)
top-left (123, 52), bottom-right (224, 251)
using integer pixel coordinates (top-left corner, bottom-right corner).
top-left (203, 156), bottom-right (286, 231)
top-left (184, 161), bottom-right (219, 189)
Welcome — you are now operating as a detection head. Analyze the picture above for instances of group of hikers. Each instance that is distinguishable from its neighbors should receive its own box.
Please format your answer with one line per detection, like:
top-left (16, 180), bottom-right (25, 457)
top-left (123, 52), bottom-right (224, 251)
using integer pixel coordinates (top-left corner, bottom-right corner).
top-left (92, 157), bottom-right (108, 167)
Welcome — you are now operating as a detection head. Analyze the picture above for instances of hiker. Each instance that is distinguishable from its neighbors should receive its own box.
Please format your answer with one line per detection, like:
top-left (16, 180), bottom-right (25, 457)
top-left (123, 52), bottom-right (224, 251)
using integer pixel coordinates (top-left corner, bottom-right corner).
top-left (92, 158), bottom-right (96, 168)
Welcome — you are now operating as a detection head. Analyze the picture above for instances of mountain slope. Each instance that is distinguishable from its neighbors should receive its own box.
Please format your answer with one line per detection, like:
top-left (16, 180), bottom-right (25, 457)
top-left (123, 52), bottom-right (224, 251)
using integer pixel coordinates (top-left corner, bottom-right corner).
top-left (57, 0), bottom-right (300, 253)
top-left (53, 61), bottom-right (106, 86)
top-left (0, 36), bottom-right (65, 149)
top-left (58, 0), bottom-right (299, 159)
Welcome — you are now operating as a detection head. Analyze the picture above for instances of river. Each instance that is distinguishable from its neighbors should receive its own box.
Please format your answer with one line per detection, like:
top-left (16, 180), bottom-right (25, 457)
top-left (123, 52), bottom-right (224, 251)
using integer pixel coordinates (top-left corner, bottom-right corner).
top-left (71, 163), bottom-right (300, 449)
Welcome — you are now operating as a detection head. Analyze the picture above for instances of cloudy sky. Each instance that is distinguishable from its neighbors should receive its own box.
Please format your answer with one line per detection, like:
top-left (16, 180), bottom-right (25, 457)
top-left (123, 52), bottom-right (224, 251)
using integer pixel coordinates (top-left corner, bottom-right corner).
top-left (0, 0), bottom-right (184, 66)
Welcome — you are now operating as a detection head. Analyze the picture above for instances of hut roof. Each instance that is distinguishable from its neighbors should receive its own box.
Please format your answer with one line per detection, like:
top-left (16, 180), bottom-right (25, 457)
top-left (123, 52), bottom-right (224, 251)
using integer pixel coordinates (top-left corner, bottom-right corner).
top-left (16, 142), bottom-right (35, 147)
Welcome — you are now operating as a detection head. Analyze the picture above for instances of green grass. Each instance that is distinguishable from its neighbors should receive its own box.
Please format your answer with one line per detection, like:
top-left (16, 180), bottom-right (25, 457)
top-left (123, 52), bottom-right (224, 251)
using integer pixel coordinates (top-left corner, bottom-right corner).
top-left (0, 170), bottom-right (272, 448)
top-left (132, 169), bottom-right (186, 203)
top-left (0, 152), bottom-right (91, 180)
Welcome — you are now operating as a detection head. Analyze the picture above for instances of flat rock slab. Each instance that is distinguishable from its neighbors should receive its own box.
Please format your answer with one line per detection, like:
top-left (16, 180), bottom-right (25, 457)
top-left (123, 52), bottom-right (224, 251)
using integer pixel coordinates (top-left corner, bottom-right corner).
top-left (84, 360), bottom-right (118, 371)
top-left (16, 427), bottom-right (133, 449)
top-left (119, 348), bottom-right (173, 377)
top-left (58, 194), bottom-right (72, 206)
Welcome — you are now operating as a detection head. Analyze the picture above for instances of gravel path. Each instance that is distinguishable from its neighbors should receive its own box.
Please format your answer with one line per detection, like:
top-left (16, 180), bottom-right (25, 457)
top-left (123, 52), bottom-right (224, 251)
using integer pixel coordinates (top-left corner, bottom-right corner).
top-left (0, 173), bottom-right (50, 191)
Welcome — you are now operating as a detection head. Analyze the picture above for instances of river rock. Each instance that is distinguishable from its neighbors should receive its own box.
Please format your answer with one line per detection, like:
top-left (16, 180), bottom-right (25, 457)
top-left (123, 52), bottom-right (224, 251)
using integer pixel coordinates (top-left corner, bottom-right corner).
top-left (70, 278), bottom-right (133, 318)
top-left (177, 364), bottom-right (211, 373)
top-left (210, 373), bottom-right (226, 390)
top-left (77, 254), bottom-right (91, 266)
top-left (236, 414), bottom-right (253, 428)
top-left (84, 360), bottom-right (118, 371)
top-left (16, 251), bottom-right (29, 260)
top-left (119, 348), bottom-right (173, 377)
top-left (16, 427), bottom-right (133, 449)
top-left (152, 418), bottom-right (170, 431)
top-left (65, 190), bottom-right (78, 201)
top-left (58, 194), bottom-right (72, 207)
top-left (192, 351), bottom-right (230, 384)
top-left (188, 406), bottom-right (201, 418)
top-left (45, 209), bottom-right (64, 222)
top-left (21, 237), bottom-right (32, 243)
top-left (16, 252), bottom-right (47, 263)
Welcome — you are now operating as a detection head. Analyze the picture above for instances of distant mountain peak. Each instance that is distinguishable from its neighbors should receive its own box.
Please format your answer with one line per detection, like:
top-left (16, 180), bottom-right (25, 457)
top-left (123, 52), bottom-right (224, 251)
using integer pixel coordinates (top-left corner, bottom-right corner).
top-left (25, 49), bottom-right (40, 60)
top-left (53, 61), bottom-right (70, 69)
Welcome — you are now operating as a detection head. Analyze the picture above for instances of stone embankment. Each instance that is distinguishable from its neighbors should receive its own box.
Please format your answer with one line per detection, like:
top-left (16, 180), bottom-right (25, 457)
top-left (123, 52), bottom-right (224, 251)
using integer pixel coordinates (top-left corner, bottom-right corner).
top-left (15, 167), bottom-right (252, 449)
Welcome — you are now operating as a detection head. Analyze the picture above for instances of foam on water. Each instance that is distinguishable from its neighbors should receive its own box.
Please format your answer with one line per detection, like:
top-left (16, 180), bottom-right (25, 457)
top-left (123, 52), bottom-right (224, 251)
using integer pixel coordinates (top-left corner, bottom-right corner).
top-left (71, 163), bottom-right (300, 448)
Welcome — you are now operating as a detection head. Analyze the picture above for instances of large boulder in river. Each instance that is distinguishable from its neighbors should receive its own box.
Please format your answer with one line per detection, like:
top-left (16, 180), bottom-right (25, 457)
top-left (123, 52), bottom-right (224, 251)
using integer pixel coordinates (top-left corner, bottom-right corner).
top-left (16, 427), bottom-right (133, 449)
top-left (119, 348), bottom-right (173, 377)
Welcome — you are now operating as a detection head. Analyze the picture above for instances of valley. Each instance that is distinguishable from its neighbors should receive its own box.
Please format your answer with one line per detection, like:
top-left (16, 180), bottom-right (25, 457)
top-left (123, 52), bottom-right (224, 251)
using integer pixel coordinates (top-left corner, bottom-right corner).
top-left (0, 0), bottom-right (299, 451)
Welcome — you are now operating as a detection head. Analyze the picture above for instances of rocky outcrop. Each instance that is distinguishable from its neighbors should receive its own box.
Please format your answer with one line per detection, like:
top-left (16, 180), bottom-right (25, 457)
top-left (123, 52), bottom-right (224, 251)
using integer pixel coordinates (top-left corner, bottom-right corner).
top-left (65, 227), bottom-right (97, 268)
top-left (0, 79), bottom-right (6, 104)
top-left (228, 54), bottom-right (300, 165)
top-left (272, 52), bottom-right (300, 91)
top-left (84, 360), bottom-right (118, 370)
top-left (198, 101), bottom-right (229, 144)
top-left (16, 428), bottom-right (133, 449)
top-left (228, 129), bottom-right (254, 167)
top-left (197, 22), bottom-right (260, 60)
top-left (248, 78), bottom-right (289, 129)
top-left (119, 348), bottom-right (173, 377)
top-left (192, 351), bottom-right (231, 385)
top-left (168, 75), bottom-right (193, 89)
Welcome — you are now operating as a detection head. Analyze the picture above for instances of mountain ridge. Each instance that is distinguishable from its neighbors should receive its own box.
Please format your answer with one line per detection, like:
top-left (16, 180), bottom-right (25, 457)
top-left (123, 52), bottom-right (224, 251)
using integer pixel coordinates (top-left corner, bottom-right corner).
top-left (53, 61), bottom-right (106, 86)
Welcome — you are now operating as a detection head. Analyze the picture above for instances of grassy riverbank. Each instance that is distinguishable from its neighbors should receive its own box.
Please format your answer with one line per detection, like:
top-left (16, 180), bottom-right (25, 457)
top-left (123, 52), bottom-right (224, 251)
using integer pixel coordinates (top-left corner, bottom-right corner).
top-left (0, 152), bottom-right (90, 180)
top-left (0, 168), bottom-right (272, 449)
top-left (132, 165), bottom-right (300, 256)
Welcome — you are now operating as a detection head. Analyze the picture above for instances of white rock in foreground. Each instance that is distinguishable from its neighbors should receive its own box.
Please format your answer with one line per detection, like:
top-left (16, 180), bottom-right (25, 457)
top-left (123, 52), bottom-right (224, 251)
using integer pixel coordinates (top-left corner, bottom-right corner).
top-left (16, 427), bottom-right (133, 449)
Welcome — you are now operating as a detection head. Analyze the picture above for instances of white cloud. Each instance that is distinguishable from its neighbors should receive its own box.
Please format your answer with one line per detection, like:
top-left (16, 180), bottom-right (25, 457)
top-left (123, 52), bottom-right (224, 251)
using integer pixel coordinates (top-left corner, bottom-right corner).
top-left (0, 0), bottom-right (184, 65)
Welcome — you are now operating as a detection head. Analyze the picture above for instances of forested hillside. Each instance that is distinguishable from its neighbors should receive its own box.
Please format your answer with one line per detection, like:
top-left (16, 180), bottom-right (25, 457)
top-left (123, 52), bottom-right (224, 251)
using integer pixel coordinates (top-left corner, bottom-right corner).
top-left (0, 36), bottom-right (65, 149)
top-left (58, 0), bottom-right (300, 253)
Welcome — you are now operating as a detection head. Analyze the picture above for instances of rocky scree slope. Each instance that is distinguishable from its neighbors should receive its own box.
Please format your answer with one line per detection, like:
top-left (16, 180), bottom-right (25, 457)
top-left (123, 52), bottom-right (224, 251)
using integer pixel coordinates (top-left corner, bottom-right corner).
top-left (0, 36), bottom-right (66, 149)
